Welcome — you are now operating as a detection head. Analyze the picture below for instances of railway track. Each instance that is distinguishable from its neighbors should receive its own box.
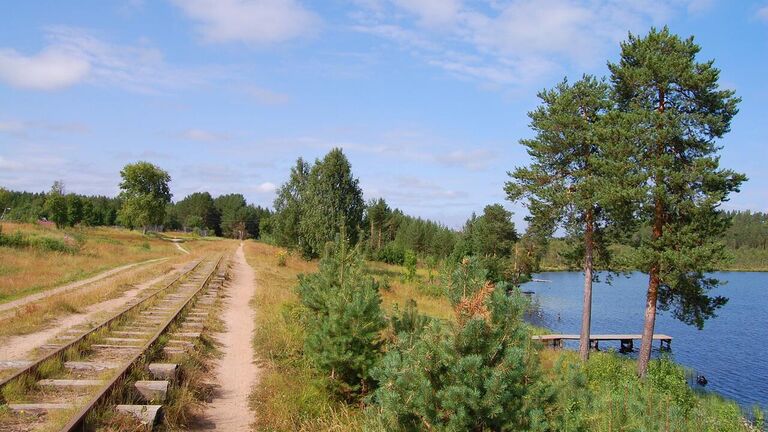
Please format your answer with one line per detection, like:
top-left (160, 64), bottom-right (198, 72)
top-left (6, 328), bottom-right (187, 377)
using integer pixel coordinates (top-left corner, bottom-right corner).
top-left (0, 252), bottom-right (231, 431)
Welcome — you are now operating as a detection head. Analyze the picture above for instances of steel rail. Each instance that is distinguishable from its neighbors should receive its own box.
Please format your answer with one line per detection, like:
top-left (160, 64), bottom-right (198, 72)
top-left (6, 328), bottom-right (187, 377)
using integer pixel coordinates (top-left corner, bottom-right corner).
top-left (60, 253), bottom-right (225, 431)
top-left (0, 257), bottom-right (205, 396)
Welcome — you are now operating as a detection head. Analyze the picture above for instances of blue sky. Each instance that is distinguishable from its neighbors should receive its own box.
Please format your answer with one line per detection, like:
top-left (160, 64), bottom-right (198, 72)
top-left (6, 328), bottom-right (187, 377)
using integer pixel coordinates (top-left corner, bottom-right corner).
top-left (1, 0), bottom-right (766, 228)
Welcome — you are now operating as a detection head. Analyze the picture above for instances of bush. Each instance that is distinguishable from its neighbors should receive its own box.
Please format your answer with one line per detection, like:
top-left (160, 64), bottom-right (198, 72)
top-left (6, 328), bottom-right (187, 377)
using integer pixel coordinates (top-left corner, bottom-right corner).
top-left (32, 236), bottom-right (78, 254)
top-left (402, 249), bottom-right (417, 282)
top-left (276, 250), bottom-right (288, 267)
top-left (0, 228), bottom-right (29, 248)
top-left (375, 242), bottom-right (405, 265)
top-left (370, 257), bottom-right (579, 431)
top-left (297, 235), bottom-right (386, 400)
top-left (0, 227), bottom-right (78, 254)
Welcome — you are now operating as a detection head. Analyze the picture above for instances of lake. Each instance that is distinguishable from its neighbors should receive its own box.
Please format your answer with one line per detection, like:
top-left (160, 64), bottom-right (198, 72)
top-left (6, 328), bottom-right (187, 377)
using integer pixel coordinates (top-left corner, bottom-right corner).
top-left (521, 271), bottom-right (768, 410)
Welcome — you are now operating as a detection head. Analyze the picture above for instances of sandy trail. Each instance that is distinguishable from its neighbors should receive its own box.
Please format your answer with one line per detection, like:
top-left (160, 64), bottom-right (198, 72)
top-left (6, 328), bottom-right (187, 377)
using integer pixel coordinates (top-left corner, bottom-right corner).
top-left (194, 243), bottom-right (258, 431)
top-left (0, 257), bottom-right (168, 315)
top-left (0, 262), bottom-right (188, 360)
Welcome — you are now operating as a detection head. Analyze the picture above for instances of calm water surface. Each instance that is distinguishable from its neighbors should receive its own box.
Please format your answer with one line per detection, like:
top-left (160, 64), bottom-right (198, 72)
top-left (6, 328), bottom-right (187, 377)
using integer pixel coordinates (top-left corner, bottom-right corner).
top-left (522, 271), bottom-right (768, 410)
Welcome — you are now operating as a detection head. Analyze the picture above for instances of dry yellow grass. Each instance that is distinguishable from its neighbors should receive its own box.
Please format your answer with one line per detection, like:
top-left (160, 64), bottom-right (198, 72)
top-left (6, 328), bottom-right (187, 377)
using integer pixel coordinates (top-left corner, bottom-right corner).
top-left (0, 232), bottom-right (236, 338)
top-left (0, 222), bottom-right (181, 302)
top-left (244, 242), bottom-right (366, 431)
top-left (243, 241), bottom-right (456, 431)
top-left (365, 261), bottom-right (454, 321)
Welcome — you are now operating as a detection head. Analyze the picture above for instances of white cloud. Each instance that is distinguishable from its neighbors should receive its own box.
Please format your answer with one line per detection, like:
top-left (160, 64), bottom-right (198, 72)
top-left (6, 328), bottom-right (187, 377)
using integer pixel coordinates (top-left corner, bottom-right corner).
top-left (255, 182), bottom-right (277, 193)
top-left (0, 26), bottom-right (215, 93)
top-left (758, 5), bottom-right (768, 22)
top-left (0, 47), bottom-right (90, 90)
top-left (392, 0), bottom-right (462, 27)
top-left (354, 0), bottom-right (709, 86)
top-left (434, 149), bottom-right (495, 171)
top-left (0, 120), bottom-right (27, 133)
top-left (0, 118), bottom-right (90, 136)
top-left (170, 0), bottom-right (319, 45)
top-left (176, 128), bottom-right (231, 142)
top-left (243, 86), bottom-right (291, 105)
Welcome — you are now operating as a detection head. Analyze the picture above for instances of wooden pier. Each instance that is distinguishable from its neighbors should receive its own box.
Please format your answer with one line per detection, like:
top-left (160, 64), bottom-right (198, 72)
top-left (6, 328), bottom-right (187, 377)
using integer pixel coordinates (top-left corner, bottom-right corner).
top-left (532, 334), bottom-right (672, 352)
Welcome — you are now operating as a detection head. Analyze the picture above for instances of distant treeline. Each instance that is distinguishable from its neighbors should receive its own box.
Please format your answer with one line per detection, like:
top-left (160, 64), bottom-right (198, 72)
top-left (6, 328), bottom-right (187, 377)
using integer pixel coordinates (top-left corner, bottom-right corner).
top-left (163, 192), bottom-right (271, 239)
top-left (266, 148), bottom-right (537, 282)
top-left (723, 210), bottom-right (768, 250)
top-left (0, 188), bottom-right (119, 227)
top-left (0, 186), bottom-right (271, 240)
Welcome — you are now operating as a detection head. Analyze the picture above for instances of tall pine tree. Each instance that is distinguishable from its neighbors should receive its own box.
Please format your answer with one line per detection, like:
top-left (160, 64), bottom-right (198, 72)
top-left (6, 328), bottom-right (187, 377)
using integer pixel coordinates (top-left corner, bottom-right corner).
top-left (507, 75), bottom-right (614, 362)
top-left (608, 27), bottom-right (745, 376)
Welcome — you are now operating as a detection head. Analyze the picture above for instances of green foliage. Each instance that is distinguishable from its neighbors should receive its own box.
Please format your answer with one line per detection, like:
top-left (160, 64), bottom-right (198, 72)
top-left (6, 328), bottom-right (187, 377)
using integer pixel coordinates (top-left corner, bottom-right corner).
top-left (0, 227), bottom-right (78, 254)
top-left (370, 257), bottom-right (577, 431)
top-left (451, 204), bottom-right (519, 282)
top-left (117, 161), bottom-right (172, 233)
top-left (402, 249), bottom-right (417, 282)
top-left (299, 149), bottom-right (365, 258)
top-left (276, 250), bottom-right (288, 267)
top-left (724, 211), bottom-right (768, 249)
top-left (175, 191), bottom-right (220, 234)
top-left (66, 194), bottom-right (83, 227)
top-left (374, 242), bottom-right (406, 265)
top-left (580, 352), bottom-right (757, 431)
top-left (297, 234), bottom-right (386, 399)
top-left (45, 181), bottom-right (69, 229)
top-left (608, 27), bottom-right (746, 330)
top-left (273, 157), bottom-right (309, 248)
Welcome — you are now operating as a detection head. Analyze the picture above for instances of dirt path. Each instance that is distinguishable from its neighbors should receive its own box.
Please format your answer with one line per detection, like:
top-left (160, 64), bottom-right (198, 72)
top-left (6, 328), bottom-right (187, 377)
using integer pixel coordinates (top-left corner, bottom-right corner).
top-left (0, 263), bottom-right (188, 360)
top-left (175, 242), bottom-right (190, 254)
top-left (0, 257), bottom-right (168, 315)
top-left (194, 243), bottom-right (258, 431)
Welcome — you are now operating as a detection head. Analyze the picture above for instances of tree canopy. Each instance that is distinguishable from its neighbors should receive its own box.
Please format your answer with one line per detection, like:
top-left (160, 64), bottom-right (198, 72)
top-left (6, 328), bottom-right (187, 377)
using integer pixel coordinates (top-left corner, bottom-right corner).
top-left (117, 161), bottom-right (172, 234)
top-left (607, 27), bottom-right (745, 376)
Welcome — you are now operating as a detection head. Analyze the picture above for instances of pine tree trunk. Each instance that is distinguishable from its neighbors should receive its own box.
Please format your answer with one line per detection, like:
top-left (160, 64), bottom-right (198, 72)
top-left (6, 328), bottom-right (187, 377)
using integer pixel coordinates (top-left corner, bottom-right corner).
top-left (638, 88), bottom-right (666, 378)
top-left (638, 192), bottom-right (664, 377)
top-left (637, 260), bottom-right (660, 376)
top-left (370, 221), bottom-right (375, 250)
top-left (579, 209), bottom-right (595, 362)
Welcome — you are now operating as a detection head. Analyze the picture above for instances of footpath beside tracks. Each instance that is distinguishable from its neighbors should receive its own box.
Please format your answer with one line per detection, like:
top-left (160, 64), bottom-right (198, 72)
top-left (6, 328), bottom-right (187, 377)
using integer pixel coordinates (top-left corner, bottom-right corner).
top-left (0, 252), bottom-right (232, 431)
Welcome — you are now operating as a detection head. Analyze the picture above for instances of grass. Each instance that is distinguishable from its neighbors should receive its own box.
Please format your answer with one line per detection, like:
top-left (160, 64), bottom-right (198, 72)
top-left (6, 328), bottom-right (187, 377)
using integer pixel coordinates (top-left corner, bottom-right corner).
top-left (0, 238), bottom-right (233, 340)
top-left (245, 241), bottom-right (765, 432)
top-left (0, 222), bottom-right (181, 302)
top-left (538, 349), bottom-right (764, 431)
top-left (244, 241), bottom-right (365, 431)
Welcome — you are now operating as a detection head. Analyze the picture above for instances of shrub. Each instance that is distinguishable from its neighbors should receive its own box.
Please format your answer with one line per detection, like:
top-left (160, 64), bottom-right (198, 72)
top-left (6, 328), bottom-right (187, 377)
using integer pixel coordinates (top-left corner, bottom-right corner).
top-left (375, 242), bottom-right (405, 265)
top-left (32, 236), bottom-right (78, 253)
top-left (370, 257), bottom-right (580, 431)
top-left (276, 250), bottom-right (288, 267)
top-left (0, 227), bottom-right (78, 254)
top-left (402, 249), bottom-right (417, 282)
top-left (0, 228), bottom-right (30, 248)
top-left (297, 234), bottom-right (386, 400)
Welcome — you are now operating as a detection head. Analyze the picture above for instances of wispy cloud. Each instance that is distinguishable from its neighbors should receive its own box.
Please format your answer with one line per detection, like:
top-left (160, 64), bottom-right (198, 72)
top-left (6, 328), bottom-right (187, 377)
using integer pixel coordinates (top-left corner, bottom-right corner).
top-left (0, 26), bottom-right (218, 92)
top-left (351, 0), bottom-right (709, 87)
top-left (0, 46), bottom-right (90, 90)
top-left (170, 0), bottom-right (320, 45)
top-left (243, 85), bottom-right (291, 105)
top-left (758, 5), bottom-right (768, 22)
top-left (175, 128), bottom-right (232, 142)
top-left (0, 118), bottom-right (90, 137)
